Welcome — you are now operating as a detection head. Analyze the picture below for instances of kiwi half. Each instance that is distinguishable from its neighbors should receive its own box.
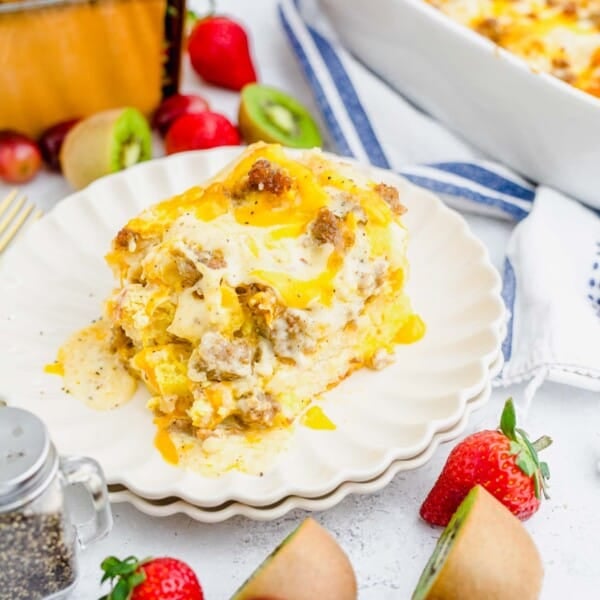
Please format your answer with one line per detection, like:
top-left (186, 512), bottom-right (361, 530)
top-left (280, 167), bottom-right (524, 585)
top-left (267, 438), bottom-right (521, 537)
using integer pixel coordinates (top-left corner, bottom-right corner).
top-left (60, 107), bottom-right (152, 190)
top-left (238, 84), bottom-right (322, 149)
top-left (413, 485), bottom-right (543, 600)
top-left (231, 518), bottom-right (357, 600)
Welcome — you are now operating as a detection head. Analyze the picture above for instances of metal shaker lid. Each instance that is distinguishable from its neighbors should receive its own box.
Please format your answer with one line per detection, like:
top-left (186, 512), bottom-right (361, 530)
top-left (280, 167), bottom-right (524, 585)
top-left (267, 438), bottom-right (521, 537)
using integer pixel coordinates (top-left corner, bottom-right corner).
top-left (0, 406), bottom-right (58, 512)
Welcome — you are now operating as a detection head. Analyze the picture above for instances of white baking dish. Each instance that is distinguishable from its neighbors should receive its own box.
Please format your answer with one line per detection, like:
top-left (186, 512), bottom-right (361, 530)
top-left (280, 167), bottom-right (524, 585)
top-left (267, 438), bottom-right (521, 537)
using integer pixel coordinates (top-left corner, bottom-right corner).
top-left (319, 0), bottom-right (600, 208)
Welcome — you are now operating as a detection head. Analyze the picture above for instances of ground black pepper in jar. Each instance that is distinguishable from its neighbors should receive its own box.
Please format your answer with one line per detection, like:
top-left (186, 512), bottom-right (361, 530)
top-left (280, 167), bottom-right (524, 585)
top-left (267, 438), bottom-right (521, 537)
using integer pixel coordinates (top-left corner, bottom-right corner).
top-left (0, 406), bottom-right (112, 599)
top-left (0, 512), bottom-right (76, 599)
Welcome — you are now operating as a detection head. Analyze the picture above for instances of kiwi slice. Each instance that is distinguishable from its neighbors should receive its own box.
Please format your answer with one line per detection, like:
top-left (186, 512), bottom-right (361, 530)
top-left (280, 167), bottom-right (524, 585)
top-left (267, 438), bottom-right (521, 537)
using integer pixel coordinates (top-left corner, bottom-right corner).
top-left (238, 84), bottom-right (322, 149)
top-left (231, 518), bottom-right (356, 600)
top-left (413, 485), bottom-right (543, 600)
top-left (60, 107), bottom-right (152, 190)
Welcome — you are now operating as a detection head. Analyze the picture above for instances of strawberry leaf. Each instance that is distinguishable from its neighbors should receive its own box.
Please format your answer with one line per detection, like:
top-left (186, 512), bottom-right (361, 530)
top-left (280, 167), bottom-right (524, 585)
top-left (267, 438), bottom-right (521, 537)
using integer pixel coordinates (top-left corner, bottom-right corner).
top-left (509, 440), bottom-right (521, 455)
top-left (110, 579), bottom-right (130, 600)
top-left (129, 572), bottom-right (146, 588)
top-left (533, 472), bottom-right (541, 499)
top-left (516, 427), bottom-right (552, 499)
top-left (515, 452), bottom-right (536, 477)
top-left (100, 556), bottom-right (121, 580)
top-left (499, 398), bottom-right (517, 441)
top-left (532, 435), bottom-right (553, 452)
top-left (99, 555), bottom-right (148, 600)
top-left (111, 558), bottom-right (139, 577)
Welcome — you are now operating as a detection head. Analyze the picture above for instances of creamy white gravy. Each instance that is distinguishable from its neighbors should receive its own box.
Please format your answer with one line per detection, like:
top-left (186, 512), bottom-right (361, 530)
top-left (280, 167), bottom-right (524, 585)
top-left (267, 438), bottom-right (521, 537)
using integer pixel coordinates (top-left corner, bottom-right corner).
top-left (57, 319), bottom-right (137, 410)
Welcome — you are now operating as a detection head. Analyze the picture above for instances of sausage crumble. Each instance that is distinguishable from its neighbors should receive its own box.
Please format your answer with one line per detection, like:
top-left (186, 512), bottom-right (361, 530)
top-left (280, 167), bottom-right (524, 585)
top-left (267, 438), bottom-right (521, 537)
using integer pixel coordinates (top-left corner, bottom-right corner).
top-left (246, 159), bottom-right (293, 195)
top-left (374, 183), bottom-right (407, 216)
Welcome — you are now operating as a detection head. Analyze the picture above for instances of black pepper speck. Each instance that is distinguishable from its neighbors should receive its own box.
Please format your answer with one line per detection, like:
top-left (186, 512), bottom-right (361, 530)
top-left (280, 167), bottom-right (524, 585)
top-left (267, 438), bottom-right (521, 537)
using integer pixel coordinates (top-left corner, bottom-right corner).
top-left (0, 512), bottom-right (76, 599)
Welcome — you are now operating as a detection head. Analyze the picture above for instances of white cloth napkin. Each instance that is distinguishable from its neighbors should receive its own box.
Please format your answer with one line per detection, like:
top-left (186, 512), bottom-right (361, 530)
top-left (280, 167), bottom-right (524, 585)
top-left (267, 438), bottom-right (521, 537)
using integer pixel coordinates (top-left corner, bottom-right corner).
top-left (279, 0), bottom-right (600, 396)
top-left (500, 189), bottom-right (600, 403)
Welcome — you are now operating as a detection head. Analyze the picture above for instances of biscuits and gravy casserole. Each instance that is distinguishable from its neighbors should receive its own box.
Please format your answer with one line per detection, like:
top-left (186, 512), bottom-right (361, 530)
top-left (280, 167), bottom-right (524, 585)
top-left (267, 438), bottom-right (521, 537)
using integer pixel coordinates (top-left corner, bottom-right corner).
top-left (426, 0), bottom-right (600, 98)
top-left (54, 143), bottom-right (424, 473)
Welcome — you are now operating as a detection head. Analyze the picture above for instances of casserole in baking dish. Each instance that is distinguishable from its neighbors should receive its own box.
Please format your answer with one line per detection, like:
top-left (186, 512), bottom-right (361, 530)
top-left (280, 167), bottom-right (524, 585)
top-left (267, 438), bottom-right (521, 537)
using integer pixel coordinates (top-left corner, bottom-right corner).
top-left (320, 0), bottom-right (600, 207)
top-left (427, 0), bottom-right (600, 100)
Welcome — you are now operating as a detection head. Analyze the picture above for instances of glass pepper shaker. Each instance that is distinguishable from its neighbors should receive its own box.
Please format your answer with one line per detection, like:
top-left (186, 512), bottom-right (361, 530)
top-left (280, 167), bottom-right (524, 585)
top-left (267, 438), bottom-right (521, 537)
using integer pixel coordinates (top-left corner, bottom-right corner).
top-left (0, 406), bottom-right (113, 599)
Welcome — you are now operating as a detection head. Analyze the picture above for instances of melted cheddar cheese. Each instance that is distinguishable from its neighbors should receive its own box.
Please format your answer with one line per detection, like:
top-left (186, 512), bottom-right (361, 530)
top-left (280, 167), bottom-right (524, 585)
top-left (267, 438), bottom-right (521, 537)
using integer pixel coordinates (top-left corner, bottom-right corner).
top-left (427, 0), bottom-right (600, 97)
top-left (56, 143), bottom-right (424, 474)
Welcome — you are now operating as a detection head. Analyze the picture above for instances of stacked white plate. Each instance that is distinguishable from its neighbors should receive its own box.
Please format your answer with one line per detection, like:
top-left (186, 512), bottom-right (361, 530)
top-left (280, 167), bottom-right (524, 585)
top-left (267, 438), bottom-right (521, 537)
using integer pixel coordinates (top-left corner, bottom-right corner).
top-left (108, 359), bottom-right (502, 522)
top-left (0, 148), bottom-right (506, 522)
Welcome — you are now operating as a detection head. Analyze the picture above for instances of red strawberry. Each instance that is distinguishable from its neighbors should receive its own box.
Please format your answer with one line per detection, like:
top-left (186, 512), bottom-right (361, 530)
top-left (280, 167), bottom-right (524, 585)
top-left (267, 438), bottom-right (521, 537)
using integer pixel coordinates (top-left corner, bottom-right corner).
top-left (420, 398), bottom-right (551, 527)
top-left (99, 555), bottom-right (203, 600)
top-left (188, 16), bottom-right (258, 91)
top-left (164, 112), bottom-right (240, 154)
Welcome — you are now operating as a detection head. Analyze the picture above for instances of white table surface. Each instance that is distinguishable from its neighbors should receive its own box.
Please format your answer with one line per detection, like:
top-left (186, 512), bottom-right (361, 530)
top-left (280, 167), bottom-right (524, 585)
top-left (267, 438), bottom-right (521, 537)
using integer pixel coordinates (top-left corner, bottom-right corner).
top-left (3, 1), bottom-right (599, 598)
top-left (78, 380), bottom-right (600, 600)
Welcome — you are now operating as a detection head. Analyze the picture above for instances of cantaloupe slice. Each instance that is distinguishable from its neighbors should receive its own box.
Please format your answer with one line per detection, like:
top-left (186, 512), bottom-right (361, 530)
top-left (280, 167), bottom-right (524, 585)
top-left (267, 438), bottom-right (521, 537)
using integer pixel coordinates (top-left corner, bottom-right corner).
top-left (412, 485), bottom-right (543, 600)
top-left (231, 518), bottom-right (357, 600)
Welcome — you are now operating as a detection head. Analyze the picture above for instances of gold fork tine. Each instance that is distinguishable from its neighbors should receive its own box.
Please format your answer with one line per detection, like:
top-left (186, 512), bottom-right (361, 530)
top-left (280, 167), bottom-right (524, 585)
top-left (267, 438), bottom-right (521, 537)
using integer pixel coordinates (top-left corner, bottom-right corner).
top-left (0, 194), bottom-right (26, 233)
top-left (0, 188), bottom-right (18, 216)
top-left (0, 192), bottom-right (42, 254)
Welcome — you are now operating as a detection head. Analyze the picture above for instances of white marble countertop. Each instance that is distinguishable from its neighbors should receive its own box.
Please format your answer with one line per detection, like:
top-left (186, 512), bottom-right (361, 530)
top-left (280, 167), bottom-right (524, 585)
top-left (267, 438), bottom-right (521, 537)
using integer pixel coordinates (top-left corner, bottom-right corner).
top-left (3, 1), bottom-right (599, 597)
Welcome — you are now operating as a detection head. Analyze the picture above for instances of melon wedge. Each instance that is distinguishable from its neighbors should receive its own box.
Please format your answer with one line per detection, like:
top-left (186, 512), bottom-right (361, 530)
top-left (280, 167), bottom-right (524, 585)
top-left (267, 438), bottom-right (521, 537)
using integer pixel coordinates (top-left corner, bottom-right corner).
top-left (231, 518), bottom-right (357, 600)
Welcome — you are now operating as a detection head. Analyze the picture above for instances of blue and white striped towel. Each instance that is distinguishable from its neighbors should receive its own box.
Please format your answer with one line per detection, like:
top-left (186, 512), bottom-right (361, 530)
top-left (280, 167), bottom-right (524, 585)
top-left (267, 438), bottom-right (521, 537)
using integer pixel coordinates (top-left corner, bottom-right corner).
top-left (279, 0), bottom-right (600, 401)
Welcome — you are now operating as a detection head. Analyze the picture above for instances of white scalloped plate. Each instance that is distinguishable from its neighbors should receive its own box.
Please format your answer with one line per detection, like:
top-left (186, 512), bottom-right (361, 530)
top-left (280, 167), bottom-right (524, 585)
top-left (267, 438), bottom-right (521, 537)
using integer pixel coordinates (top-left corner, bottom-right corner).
top-left (108, 357), bottom-right (501, 522)
top-left (0, 147), bottom-right (505, 507)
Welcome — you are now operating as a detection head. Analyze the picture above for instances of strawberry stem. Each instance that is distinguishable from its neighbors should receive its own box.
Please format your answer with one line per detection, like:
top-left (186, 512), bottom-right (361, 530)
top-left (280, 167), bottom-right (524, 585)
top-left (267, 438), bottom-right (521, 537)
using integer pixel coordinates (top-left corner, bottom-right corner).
top-left (498, 398), bottom-right (552, 501)
top-left (186, 0), bottom-right (215, 30)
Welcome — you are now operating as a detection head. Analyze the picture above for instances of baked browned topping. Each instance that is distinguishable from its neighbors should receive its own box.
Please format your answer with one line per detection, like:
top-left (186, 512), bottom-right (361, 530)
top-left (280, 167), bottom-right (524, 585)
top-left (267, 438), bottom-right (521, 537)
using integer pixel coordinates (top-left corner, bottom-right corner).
top-left (114, 227), bottom-right (139, 250)
top-left (311, 207), bottom-right (343, 245)
top-left (246, 159), bottom-right (293, 194)
top-left (473, 17), bottom-right (503, 43)
top-left (375, 183), bottom-right (407, 216)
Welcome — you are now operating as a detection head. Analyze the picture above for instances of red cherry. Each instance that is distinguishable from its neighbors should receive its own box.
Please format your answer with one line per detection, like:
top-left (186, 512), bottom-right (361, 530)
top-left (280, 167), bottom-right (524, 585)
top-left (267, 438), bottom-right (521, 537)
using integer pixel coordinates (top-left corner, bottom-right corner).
top-left (165, 112), bottom-right (240, 154)
top-left (152, 94), bottom-right (210, 137)
top-left (38, 119), bottom-right (80, 171)
top-left (0, 131), bottom-right (42, 184)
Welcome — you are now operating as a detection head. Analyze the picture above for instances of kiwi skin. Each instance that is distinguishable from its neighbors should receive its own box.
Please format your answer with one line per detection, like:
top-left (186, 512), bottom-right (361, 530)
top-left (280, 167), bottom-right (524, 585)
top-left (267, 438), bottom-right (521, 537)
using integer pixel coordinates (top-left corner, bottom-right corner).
top-left (238, 84), bottom-right (322, 149)
top-left (231, 517), bottom-right (357, 600)
top-left (413, 485), bottom-right (543, 600)
top-left (60, 107), bottom-right (152, 190)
